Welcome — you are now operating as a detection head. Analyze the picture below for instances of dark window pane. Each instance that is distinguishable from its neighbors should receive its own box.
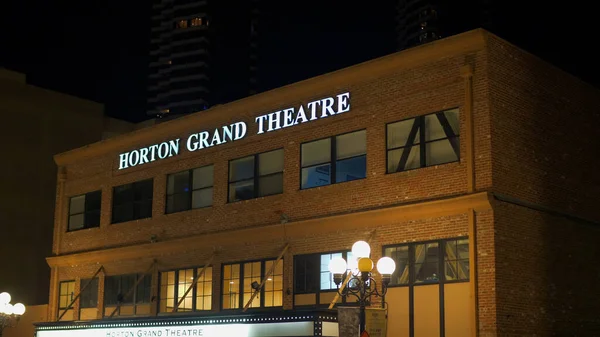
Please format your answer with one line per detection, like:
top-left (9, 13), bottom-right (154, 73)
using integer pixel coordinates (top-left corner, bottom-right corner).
top-left (258, 173), bottom-right (283, 197)
top-left (104, 276), bottom-right (120, 306)
top-left (85, 191), bottom-right (102, 211)
top-left (229, 179), bottom-right (254, 202)
top-left (136, 275), bottom-right (152, 304)
top-left (229, 156), bottom-right (255, 182)
top-left (112, 205), bottom-right (133, 223)
top-left (384, 246), bottom-right (409, 285)
top-left (113, 184), bottom-right (133, 206)
top-left (134, 200), bottom-right (152, 219)
top-left (415, 243), bottom-right (439, 283)
top-left (167, 171), bottom-right (190, 195)
top-left (134, 180), bottom-right (153, 201)
top-left (166, 193), bottom-right (190, 213)
top-left (335, 155), bottom-right (366, 183)
top-left (85, 210), bottom-right (101, 227)
top-left (80, 278), bottom-right (98, 308)
top-left (120, 275), bottom-right (136, 304)
top-left (301, 164), bottom-right (331, 189)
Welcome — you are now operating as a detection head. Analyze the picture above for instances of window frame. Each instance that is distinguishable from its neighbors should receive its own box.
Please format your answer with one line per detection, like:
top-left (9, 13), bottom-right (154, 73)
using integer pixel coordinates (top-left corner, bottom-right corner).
top-left (79, 278), bottom-right (99, 309)
top-left (111, 179), bottom-right (154, 224)
top-left (67, 190), bottom-right (102, 232)
top-left (293, 250), bottom-right (354, 307)
top-left (220, 257), bottom-right (283, 311)
top-left (227, 149), bottom-right (284, 203)
top-left (385, 108), bottom-right (460, 174)
top-left (157, 265), bottom-right (213, 313)
top-left (103, 273), bottom-right (152, 317)
top-left (58, 280), bottom-right (76, 310)
top-left (165, 164), bottom-right (214, 215)
top-left (300, 129), bottom-right (367, 190)
top-left (381, 236), bottom-right (469, 288)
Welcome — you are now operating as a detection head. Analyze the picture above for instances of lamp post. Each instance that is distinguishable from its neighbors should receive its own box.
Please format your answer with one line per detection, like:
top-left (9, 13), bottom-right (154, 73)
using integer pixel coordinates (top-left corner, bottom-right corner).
top-left (328, 241), bottom-right (396, 335)
top-left (0, 292), bottom-right (26, 337)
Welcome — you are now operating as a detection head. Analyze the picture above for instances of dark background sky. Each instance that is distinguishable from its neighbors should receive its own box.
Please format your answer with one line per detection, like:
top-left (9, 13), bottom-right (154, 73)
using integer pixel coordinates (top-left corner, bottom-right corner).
top-left (1, 1), bottom-right (598, 123)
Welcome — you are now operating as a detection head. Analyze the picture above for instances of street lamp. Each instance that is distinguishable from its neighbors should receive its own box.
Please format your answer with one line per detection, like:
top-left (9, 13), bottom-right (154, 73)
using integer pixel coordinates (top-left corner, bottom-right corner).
top-left (0, 292), bottom-right (26, 336)
top-left (328, 241), bottom-right (396, 335)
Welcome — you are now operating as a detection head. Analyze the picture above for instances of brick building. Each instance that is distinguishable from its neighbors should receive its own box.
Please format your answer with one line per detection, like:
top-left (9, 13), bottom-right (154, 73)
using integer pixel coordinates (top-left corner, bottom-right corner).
top-left (34, 29), bottom-right (600, 337)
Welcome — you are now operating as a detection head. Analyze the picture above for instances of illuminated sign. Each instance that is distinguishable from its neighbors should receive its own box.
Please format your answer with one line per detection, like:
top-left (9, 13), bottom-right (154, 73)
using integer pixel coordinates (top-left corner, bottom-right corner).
top-left (118, 92), bottom-right (350, 170)
top-left (36, 321), bottom-right (339, 337)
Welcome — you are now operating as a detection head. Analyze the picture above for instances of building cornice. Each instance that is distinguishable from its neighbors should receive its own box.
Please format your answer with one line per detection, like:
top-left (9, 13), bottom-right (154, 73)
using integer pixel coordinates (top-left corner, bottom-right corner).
top-left (46, 192), bottom-right (493, 268)
top-left (53, 29), bottom-right (488, 168)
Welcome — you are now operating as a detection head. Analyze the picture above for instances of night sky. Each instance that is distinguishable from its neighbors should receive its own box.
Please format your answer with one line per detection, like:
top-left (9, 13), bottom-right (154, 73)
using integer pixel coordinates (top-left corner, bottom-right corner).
top-left (1, 1), bottom-right (598, 123)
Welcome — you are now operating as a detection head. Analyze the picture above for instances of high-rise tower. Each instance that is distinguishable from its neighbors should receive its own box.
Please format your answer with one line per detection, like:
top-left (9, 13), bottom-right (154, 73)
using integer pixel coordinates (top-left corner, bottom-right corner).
top-left (148, 0), bottom-right (260, 119)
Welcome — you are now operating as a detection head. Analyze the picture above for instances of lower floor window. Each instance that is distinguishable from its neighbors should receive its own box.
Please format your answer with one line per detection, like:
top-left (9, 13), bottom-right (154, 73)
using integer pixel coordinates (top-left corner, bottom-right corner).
top-left (222, 259), bottom-right (283, 310)
top-left (104, 274), bottom-right (152, 317)
top-left (159, 267), bottom-right (213, 313)
top-left (294, 251), bottom-right (354, 306)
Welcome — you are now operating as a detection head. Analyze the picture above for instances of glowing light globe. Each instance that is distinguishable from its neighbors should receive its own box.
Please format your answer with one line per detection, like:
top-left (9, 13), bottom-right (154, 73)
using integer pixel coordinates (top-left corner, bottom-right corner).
top-left (351, 241), bottom-right (371, 258)
top-left (13, 303), bottom-right (26, 315)
top-left (376, 257), bottom-right (397, 275)
top-left (328, 257), bottom-right (347, 275)
top-left (0, 292), bottom-right (11, 305)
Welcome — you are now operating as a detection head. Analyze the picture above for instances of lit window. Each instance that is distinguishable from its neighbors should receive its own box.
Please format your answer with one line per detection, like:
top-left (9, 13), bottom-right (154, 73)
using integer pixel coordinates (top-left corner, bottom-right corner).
top-left (228, 149), bottom-right (284, 202)
top-left (222, 259), bottom-right (282, 310)
top-left (177, 20), bottom-right (188, 29)
top-left (166, 165), bottom-right (214, 214)
top-left (59, 281), bottom-right (75, 310)
top-left (301, 130), bottom-right (366, 189)
top-left (68, 191), bottom-right (101, 231)
top-left (386, 108), bottom-right (460, 173)
top-left (191, 17), bottom-right (202, 26)
top-left (159, 267), bottom-right (212, 313)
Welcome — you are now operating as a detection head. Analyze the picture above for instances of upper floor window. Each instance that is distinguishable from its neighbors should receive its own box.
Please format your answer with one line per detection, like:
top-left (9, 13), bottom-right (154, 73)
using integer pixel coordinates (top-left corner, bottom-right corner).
top-left (176, 19), bottom-right (188, 29)
top-left (294, 251), bottom-right (354, 306)
top-left (112, 179), bottom-right (153, 224)
top-left (301, 130), bottom-right (366, 189)
top-left (222, 259), bottom-right (283, 310)
top-left (159, 267), bottom-right (212, 313)
top-left (166, 165), bottom-right (214, 214)
top-left (383, 238), bottom-right (469, 286)
top-left (387, 108), bottom-right (460, 173)
top-left (68, 191), bottom-right (101, 231)
top-left (104, 274), bottom-right (152, 317)
top-left (190, 17), bottom-right (203, 26)
top-left (228, 149), bottom-right (284, 202)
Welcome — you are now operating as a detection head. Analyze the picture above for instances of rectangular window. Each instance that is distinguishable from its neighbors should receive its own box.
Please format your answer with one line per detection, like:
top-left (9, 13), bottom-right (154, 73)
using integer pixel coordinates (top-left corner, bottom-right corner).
top-left (68, 191), bottom-right (101, 231)
top-left (294, 251), bottom-right (353, 307)
top-left (387, 108), bottom-right (460, 173)
top-left (112, 179), bottom-right (153, 224)
top-left (104, 274), bottom-right (151, 317)
top-left (80, 278), bottom-right (99, 308)
top-left (166, 165), bottom-right (214, 214)
top-left (59, 281), bottom-right (75, 309)
top-left (228, 149), bottom-right (284, 202)
top-left (159, 267), bottom-right (212, 313)
top-left (301, 130), bottom-right (366, 189)
top-left (383, 237), bottom-right (469, 286)
top-left (222, 259), bottom-right (283, 310)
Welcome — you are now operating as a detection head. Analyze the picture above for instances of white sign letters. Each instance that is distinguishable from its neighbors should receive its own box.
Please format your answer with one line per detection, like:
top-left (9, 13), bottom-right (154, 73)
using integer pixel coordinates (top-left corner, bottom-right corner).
top-left (118, 92), bottom-right (350, 170)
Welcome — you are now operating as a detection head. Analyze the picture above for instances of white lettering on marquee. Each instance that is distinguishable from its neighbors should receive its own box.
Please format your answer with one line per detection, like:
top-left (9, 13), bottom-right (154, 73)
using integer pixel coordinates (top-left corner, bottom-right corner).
top-left (117, 92), bottom-right (350, 170)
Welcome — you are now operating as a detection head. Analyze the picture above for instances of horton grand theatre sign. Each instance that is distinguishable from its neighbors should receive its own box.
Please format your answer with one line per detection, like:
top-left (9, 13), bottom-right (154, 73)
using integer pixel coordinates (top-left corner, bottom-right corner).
top-left (117, 92), bottom-right (351, 170)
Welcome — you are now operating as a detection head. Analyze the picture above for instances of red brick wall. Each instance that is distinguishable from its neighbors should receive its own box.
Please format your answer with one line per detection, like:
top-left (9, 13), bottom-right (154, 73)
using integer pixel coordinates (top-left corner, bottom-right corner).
top-left (493, 201), bottom-right (600, 336)
top-left (55, 49), bottom-right (492, 255)
top-left (487, 34), bottom-right (600, 222)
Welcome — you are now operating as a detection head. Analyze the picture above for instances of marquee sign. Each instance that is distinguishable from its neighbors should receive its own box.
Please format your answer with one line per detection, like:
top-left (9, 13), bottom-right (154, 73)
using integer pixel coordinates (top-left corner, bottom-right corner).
top-left (36, 321), bottom-right (339, 337)
top-left (118, 92), bottom-right (351, 170)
